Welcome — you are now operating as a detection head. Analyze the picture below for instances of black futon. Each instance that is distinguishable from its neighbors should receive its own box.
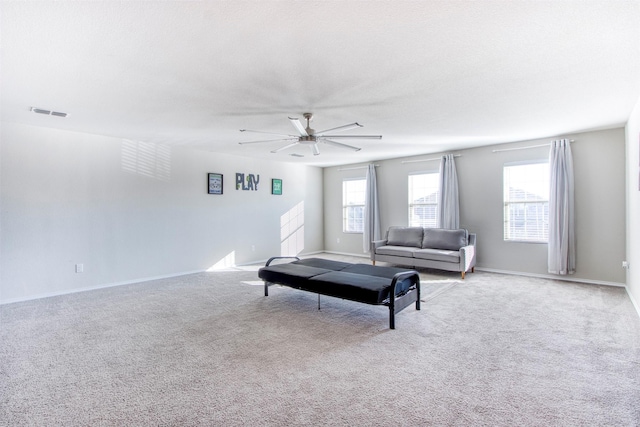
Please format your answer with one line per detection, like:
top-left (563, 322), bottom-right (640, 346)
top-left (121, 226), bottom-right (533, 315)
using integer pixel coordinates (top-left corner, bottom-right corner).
top-left (258, 257), bottom-right (421, 329)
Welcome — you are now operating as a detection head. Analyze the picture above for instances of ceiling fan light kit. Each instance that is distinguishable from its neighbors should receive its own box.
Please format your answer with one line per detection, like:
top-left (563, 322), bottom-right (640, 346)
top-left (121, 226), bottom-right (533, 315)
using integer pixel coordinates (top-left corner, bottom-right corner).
top-left (239, 112), bottom-right (382, 156)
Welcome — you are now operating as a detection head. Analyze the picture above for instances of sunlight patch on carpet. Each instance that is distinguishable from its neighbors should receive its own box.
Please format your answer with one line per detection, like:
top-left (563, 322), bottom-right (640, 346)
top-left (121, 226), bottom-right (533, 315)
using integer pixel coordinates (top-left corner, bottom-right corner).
top-left (242, 280), bottom-right (264, 286)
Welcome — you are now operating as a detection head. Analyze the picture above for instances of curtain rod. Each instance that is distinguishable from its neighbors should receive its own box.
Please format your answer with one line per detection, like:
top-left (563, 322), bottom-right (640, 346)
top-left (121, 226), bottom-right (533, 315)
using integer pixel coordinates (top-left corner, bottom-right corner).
top-left (492, 140), bottom-right (575, 153)
top-left (337, 164), bottom-right (379, 171)
top-left (401, 154), bottom-right (461, 164)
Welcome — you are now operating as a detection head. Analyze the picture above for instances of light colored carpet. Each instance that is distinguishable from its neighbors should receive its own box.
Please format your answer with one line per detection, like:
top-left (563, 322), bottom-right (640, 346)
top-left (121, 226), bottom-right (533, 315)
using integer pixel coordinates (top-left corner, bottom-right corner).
top-left (1, 254), bottom-right (639, 426)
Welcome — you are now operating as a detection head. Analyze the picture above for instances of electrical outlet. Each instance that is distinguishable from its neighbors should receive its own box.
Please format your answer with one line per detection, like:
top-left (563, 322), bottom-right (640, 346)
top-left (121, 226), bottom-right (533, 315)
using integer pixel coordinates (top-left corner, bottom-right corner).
top-left (622, 261), bottom-right (629, 269)
top-left (75, 264), bottom-right (84, 273)
top-left (251, 245), bottom-right (256, 252)
top-left (337, 238), bottom-right (340, 244)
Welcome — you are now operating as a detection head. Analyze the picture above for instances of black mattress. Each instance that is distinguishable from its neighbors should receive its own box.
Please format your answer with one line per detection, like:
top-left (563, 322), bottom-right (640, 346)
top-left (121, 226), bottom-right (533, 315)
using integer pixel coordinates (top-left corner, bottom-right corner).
top-left (258, 258), bottom-right (416, 305)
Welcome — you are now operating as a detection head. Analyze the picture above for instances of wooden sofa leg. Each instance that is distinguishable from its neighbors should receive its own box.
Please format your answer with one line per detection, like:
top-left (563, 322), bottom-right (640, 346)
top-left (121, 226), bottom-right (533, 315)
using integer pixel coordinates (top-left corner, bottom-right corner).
top-left (472, 267), bottom-right (475, 273)
top-left (461, 271), bottom-right (465, 280)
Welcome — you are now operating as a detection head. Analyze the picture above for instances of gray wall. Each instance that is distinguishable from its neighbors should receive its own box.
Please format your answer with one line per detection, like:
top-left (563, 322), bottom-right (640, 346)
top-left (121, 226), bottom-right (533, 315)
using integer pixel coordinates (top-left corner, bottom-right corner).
top-left (0, 123), bottom-right (324, 303)
top-left (1, 122), bottom-right (629, 304)
top-left (324, 127), bottom-right (626, 285)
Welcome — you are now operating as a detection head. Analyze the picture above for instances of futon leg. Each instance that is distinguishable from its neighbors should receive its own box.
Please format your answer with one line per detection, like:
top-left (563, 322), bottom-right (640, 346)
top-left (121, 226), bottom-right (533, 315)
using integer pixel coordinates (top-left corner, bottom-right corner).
top-left (389, 297), bottom-right (395, 329)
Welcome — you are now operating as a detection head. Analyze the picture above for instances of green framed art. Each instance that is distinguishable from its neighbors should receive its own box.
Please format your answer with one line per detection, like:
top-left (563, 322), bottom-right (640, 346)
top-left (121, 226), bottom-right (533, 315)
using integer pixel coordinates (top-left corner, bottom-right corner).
top-left (272, 178), bottom-right (282, 195)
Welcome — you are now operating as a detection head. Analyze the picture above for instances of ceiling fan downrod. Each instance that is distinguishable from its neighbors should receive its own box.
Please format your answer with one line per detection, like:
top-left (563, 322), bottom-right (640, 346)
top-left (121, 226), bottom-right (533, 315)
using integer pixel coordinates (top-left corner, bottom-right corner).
top-left (303, 112), bottom-right (315, 136)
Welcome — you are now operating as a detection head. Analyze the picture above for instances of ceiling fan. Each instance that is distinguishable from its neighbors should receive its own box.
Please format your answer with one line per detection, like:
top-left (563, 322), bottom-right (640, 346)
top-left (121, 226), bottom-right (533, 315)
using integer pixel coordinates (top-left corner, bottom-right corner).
top-left (238, 113), bottom-right (382, 156)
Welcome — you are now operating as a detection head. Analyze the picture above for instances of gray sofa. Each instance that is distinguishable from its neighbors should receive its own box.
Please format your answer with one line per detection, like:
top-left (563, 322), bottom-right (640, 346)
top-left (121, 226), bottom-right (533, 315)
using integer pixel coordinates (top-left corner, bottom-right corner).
top-left (371, 227), bottom-right (476, 279)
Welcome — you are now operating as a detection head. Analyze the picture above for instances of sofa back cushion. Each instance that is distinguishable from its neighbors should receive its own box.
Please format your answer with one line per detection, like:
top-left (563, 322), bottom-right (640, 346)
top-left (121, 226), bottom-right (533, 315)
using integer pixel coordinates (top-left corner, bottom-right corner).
top-left (386, 227), bottom-right (424, 248)
top-left (422, 228), bottom-right (468, 250)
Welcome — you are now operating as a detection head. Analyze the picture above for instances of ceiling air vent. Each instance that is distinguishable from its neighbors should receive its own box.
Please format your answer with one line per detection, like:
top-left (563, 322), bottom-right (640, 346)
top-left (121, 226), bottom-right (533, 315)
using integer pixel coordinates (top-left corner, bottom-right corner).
top-left (30, 107), bottom-right (68, 118)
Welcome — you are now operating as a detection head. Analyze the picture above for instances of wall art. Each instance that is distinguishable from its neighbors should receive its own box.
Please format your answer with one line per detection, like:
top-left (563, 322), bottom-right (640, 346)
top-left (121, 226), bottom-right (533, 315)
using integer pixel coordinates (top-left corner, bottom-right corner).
top-left (208, 173), bottom-right (223, 194)
top-left (272, 178), bottom-right (283, 195)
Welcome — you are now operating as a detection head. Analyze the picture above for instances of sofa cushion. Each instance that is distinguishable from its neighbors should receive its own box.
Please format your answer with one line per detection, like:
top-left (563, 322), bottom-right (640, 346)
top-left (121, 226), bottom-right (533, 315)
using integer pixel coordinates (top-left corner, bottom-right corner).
top-left (375, 245), bottom-right (416, 258)
top-left (414, 248), bottom-right (460, 263)
top-left (387, 227), bottom-right (423, 248)
top-left (422, 228), bottom-right (468, 250)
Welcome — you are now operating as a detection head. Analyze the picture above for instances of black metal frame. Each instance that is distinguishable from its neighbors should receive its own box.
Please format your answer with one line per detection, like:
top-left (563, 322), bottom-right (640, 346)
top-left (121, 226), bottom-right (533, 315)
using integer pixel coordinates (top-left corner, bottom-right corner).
top-left (262, 256), bottom-right (421, 329)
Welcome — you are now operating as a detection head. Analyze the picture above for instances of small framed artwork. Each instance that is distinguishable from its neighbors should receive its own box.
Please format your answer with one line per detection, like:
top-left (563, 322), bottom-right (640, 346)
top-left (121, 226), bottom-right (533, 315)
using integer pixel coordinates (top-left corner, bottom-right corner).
top-left (272, 178), bottom-right (283, 195)
top-left (208, 173), bottom-right (223, 195)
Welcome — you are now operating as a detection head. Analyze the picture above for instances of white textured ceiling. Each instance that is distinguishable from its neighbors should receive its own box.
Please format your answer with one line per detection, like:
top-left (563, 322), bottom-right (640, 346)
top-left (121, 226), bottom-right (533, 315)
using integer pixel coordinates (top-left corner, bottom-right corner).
top-left (2, 1), bottom-right (640, 167)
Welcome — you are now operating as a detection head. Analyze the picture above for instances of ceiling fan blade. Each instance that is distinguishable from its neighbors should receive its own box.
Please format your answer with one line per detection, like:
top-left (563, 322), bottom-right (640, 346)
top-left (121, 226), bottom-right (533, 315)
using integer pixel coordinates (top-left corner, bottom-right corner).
top-left (240, 129), bottom-right (298, 138)
top-left (311, 143), bottom-right (320, 156)
top-left (288, 117), bottom-right (309, 136)
top-left (316, 122), bottom-right (362, 135)
top-left (321, 139), bottom-right (362, 152)
top-left (239, 138), bottom-right (298, 145)
top-left (320, 135), bottom-right (382, 139)
top-left (270, 142), bottom-right (300, 153)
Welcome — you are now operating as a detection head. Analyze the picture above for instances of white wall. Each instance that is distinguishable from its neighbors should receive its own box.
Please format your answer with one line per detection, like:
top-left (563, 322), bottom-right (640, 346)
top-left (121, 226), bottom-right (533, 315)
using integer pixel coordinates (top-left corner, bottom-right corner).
top-left (324, 128), bottom-right (626, 285)
top-left (0, 123), bottom-right (323, 303)
top-left (3, 120), bottom-right (630, 304)
top-left (625, 95), bottom-right (640, 313)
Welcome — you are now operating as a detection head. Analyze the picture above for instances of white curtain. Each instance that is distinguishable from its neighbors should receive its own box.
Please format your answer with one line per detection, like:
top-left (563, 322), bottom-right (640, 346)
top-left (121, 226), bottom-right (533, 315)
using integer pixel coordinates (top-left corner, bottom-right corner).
top-left (363, 164), bottom-right (381, 252)
top-left (548, 139), bottom-right (575, 275)
top-left (437, 154), bottom-right (460, 229)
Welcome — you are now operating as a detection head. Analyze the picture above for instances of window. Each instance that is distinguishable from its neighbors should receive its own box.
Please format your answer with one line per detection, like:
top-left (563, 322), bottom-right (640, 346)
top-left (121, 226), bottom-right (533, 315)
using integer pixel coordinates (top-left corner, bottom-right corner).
top-left (408, 173), bottom-right (439, 227)
top-left (343, 179), bottom-right (365, 233)
top-left (503, 161), bottom-right (549, 242)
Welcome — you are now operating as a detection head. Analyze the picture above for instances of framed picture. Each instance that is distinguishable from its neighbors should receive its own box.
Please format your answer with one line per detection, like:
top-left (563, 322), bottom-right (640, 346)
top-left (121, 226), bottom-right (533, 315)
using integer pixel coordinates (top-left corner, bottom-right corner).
top-left (272, 178), bottom-right (283, 195)
top-left (208, 173), bottom-right (223, 195)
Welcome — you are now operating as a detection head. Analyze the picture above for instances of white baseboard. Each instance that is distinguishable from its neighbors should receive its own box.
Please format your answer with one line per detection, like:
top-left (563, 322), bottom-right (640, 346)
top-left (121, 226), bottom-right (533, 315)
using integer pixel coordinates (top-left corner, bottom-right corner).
top-left (6, 253), bottom-right (633, 315)
top-left (322, 250), bottom-right (370, 259)
top-left (2, 251), bottom-right (330, 305)
top-left (300, 250), bottom-right (325, 256)
top-left (0, 269), bottom-right (203, 305)
top-left (321, 251), bottom-right (626, 287)
top-left (627, 287), bottom-right (640, 319)
top-left (475, 267), bottom-right (626, 287)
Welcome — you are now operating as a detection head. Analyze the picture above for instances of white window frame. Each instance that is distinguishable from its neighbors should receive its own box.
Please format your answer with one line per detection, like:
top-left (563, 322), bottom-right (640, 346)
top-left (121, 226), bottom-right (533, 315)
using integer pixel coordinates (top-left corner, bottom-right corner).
top-left (342, 178), bottom-right (366, 233)
top-left (408, 171), bottom-right (440, 228)
top-left (503, 160), bottom-right (550, 243)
